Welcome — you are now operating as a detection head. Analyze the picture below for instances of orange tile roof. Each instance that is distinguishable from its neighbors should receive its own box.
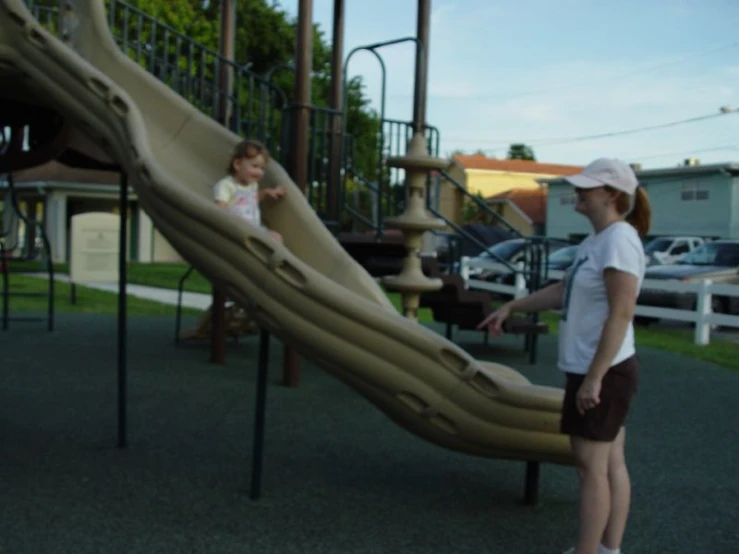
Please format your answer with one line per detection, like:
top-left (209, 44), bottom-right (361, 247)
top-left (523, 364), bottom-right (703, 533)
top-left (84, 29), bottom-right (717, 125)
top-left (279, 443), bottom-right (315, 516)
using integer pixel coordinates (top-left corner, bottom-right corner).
top-left (453, 154), bottom-right (582, 176)
top-left (488, 188), bottom-right (548, 224)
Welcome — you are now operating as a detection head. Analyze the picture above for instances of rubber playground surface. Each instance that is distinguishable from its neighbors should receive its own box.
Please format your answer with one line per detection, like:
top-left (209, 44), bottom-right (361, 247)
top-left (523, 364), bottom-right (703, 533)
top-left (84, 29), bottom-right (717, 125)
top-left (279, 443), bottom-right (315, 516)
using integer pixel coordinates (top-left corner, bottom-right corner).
top-left (1, 313), bottom-right (737, 554)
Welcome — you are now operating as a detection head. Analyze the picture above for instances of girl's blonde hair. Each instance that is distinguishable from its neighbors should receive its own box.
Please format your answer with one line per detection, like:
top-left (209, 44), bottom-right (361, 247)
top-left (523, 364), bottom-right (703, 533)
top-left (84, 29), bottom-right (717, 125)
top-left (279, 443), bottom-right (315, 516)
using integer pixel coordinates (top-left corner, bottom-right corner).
top-left (227, 139), bottom-right (270, 174)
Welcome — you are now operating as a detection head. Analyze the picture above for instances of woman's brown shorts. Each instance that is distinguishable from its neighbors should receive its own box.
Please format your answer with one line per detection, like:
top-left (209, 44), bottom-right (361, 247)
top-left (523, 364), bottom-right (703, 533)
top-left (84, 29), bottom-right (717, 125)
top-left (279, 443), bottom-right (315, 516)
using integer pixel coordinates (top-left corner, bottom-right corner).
top-left (560, 355), bottom-right (640, 442)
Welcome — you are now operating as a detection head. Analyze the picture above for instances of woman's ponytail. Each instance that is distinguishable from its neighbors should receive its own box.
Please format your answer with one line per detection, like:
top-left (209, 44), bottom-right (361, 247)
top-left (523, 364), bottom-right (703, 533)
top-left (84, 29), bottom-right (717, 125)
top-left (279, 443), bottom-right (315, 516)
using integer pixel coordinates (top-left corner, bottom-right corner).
top-left (625, 186), bottom-right (651, 238)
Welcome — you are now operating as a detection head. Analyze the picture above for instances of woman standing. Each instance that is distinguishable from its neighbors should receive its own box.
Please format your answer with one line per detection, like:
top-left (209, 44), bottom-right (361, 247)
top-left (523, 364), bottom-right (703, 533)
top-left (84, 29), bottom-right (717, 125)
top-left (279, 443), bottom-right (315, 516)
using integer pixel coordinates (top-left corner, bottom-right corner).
top-left (478, 158), bottom-right (651, 554)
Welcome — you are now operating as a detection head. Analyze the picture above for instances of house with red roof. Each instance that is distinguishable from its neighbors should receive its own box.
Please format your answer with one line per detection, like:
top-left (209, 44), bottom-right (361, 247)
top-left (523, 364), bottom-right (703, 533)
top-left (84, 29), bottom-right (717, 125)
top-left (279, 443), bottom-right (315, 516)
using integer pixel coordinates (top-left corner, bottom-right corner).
top-left (435, 154), bottom-right (582, 235)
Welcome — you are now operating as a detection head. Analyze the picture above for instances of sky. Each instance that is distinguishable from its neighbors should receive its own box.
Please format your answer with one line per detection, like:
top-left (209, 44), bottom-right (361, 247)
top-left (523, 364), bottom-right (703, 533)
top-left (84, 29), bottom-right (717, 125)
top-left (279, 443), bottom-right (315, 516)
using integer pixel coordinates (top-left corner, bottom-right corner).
top-left (281, 0), bottom-right (739, 169)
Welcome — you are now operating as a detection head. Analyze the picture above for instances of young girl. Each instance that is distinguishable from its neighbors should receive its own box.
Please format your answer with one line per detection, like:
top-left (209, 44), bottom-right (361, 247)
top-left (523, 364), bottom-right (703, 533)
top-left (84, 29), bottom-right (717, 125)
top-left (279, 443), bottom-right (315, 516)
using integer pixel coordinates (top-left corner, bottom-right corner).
top-left (177, 141), bottom-right (286, 342)
top-left (213, 139), bottom-right (286, 242)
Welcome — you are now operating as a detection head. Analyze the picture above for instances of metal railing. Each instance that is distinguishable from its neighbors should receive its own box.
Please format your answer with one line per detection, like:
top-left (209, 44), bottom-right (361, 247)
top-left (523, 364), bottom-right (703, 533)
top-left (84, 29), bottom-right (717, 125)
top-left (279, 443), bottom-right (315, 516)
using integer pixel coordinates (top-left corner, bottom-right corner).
top-left (23, 1), bottom-right (553, 297)
top-left (29, 1), bottom-right (288, 157)
top-left (339, 119), bottom-right (440, 234)
top-left (0, 173), bottom-right (55, 332)
top-left (428, 169), bottom-right (560, 292)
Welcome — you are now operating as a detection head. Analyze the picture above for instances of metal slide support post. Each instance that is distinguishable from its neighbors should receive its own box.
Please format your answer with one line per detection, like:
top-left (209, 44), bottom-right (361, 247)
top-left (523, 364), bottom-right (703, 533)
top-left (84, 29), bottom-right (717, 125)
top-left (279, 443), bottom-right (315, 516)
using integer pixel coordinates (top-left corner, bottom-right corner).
top-left (282, 0), bottom-right (314, 387)
top-left (524, 461), bottom-right (540, 505)
top-left (250, 329), bottom-right (271, 499)
top-left (211, 0), bottom-right (237, 365)
top-left (117, 174), bottom-right (128, 449)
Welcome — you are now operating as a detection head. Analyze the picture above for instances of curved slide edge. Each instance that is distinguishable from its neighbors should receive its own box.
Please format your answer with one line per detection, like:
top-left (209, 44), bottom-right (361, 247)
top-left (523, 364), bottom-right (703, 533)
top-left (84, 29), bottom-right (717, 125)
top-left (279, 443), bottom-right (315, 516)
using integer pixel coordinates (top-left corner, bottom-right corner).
top-left (0, 0), bottom-right (573, 465)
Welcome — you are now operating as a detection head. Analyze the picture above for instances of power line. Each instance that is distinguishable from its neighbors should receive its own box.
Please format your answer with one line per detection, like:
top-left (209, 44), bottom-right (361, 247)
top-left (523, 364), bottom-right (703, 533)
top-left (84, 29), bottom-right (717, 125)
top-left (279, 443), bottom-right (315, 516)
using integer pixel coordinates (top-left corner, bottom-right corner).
top-left (625, 145), bottom-right (739, 163)
top-left (521, 112), bottom-right (734, 148)
top-left (447, 110), bottom-right (738, 153)
top-left (476, 41), bottom-right (739, 101)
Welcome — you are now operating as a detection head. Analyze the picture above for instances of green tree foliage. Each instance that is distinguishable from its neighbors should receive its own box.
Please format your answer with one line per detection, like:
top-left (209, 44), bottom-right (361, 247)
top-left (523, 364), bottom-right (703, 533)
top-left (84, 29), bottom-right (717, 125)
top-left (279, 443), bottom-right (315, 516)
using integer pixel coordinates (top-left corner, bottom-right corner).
top-left (507, 143), bottom-right (536, 161)
top-left (31, 0), bottom-right (386, 227)
top-left (460, 191), bottom-right (490, 224)
top-left (122, 1), bottom-right (379, 170)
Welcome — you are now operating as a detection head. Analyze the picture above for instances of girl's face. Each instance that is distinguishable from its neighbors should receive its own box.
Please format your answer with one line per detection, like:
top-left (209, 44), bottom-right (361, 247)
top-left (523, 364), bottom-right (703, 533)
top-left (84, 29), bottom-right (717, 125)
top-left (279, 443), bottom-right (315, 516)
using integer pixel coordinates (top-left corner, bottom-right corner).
top-left (233, 154), bottom-right (266, 184)
top-left (573, 185), bottom-right (612, 217)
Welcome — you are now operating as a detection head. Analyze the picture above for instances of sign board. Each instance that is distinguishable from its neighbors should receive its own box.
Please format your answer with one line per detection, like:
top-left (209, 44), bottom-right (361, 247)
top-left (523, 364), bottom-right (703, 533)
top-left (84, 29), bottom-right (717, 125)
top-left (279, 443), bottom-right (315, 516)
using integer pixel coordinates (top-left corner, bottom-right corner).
top-left (70, 213), bottom-right (119, 283)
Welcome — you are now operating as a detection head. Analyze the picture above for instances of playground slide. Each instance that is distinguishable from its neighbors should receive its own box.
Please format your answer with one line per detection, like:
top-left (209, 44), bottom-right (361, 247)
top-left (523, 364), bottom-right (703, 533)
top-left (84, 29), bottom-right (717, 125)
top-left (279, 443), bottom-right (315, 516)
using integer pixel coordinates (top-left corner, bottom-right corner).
top-left (0, 0), bottom-right (573, 465)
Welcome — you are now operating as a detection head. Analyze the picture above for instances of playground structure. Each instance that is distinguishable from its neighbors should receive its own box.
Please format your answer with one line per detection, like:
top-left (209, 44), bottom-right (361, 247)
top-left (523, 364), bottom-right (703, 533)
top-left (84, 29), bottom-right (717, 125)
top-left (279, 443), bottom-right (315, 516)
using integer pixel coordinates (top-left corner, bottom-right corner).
top-left (0, 0), bottom-right (573, 501)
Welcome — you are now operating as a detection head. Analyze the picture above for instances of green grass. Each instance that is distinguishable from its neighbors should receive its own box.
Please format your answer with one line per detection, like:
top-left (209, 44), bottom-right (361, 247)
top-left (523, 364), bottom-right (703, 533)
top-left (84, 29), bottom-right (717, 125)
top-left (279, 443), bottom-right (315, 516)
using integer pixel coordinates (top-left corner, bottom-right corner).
top-left (6, 261), bottom-right (432, 320)
top-left (8, 261), bottom-right (739, 370)
top-left (2, 274), bottom-right (201, 317)
top-left (535, 309), bottom-right (739, 371)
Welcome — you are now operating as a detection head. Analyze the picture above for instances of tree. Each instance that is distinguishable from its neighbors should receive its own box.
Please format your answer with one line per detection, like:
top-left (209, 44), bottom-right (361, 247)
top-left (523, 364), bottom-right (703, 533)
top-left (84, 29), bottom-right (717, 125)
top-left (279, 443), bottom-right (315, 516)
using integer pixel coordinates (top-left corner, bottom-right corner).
top-left (507, 143), bottom-right (536, 161)
top-left (124, 0), bottom-right (381, 178)
top-left (34, 1), bottom-right (384, 220)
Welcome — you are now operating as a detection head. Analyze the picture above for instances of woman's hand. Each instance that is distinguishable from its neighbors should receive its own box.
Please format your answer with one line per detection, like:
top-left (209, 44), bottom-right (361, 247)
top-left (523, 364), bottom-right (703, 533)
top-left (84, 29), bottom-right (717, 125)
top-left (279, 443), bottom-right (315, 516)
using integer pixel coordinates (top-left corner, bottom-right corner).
top-left (576, 377), bottom-right (602, 415)
top-left (476, 303), bottom-right (512, 337)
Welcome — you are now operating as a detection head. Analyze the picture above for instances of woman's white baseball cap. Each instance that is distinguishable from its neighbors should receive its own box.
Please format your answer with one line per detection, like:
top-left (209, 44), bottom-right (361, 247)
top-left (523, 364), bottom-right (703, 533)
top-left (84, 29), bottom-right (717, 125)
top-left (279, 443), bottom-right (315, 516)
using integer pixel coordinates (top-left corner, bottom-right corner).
top-left (564, 158), bottom-right (639, 195)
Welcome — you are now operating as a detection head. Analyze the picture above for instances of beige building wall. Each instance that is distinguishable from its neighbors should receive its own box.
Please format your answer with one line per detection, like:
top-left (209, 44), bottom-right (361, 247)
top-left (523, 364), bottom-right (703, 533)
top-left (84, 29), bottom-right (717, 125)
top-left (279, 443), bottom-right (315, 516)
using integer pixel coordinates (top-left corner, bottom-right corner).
top-left (488, 201), bottom-right (534, 236)
top-left (466, 170), bottom-right (550, 197)
top-left (151, 227), bottom-right (184, 262)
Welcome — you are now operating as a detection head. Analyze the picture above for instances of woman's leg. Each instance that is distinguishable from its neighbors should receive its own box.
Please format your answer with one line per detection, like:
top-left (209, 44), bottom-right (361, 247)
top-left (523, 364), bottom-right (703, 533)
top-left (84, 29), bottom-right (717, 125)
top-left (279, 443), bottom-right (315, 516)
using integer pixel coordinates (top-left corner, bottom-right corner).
top-left (601, 427), bottom-right (630, 550)
top-left (571, 436), bottom-right (613, 554)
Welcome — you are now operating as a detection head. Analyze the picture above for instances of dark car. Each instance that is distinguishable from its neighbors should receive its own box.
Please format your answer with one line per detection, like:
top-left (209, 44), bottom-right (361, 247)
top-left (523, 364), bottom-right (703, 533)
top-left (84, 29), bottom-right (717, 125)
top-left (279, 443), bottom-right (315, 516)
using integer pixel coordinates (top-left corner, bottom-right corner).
top-left (638, 240), bottom-right (739, 316)
top-left (541, 244), bottom-right (579, 286)
top-left (545, 244), bottom-right (579, 270)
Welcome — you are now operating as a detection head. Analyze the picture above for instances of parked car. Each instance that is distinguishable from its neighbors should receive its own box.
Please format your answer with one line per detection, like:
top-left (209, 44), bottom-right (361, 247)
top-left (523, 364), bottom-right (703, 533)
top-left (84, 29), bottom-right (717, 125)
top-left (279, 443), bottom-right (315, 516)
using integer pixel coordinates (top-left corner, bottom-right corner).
top-left (638, 240), bottom-right (739, 317)
top-left (465, 238), bottom-right (571, 293)
top-left (540, 244), bottom-right (579, 286)
top-left (545, 244), bottom-right (579, 271)
top-left (644, 236), bottom-right (706, 266)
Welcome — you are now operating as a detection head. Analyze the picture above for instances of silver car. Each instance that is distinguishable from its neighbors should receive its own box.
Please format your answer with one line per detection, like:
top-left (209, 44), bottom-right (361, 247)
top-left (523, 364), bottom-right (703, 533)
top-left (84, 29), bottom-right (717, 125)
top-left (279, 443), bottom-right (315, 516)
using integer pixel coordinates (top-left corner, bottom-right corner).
top-left (638, 240), bottom-right (739, 315)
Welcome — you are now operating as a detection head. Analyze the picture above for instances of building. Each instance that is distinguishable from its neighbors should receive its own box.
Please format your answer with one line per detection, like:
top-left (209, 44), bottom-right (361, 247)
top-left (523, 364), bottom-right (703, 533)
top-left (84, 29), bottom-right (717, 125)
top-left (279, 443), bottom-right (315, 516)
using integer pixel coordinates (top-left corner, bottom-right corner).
top-left (540, 161), bottom-right (739, 241)
top-left (1, 160), bottom-right (183, 263)
top-left (433, 155), bottom-right (581, 233)
top-left (485, 188), bottom-right (548, 236)
top-left (445, 155), bottom-right (582, 197)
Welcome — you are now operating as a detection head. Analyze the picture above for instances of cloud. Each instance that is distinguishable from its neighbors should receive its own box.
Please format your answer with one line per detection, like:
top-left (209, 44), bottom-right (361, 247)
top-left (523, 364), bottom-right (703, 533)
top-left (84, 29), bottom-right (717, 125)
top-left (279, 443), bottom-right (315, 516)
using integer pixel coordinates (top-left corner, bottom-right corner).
top-left (428, 80), bottom-right (480, 98)
top-left (427, 55), bottom-right (739, 167)
top-left (517, 103), bottom-right (560, 122)
top-left (431, 3), bottom-right (457, 27)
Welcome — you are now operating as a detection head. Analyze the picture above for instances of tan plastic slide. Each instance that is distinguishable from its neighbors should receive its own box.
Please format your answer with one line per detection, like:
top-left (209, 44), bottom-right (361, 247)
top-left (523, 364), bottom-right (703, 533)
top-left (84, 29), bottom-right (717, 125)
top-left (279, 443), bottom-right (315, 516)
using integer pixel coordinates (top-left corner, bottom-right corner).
top-left (0, 0), bottom-right (573, 465)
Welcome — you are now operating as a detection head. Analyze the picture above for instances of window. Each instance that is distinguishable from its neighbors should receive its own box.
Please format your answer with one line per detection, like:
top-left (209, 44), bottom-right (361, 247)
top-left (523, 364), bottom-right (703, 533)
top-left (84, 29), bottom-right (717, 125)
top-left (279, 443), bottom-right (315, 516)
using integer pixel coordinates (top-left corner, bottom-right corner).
top-left (671, 242), bottom-right (690, 255)
top-left (681, 180), bottom-right (709, 201)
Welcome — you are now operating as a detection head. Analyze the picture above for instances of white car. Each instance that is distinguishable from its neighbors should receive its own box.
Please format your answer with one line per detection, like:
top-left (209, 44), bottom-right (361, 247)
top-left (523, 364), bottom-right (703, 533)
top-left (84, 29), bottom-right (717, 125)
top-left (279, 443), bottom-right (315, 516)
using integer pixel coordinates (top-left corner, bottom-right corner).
top-left (644, 236), bottom-right (706, 266)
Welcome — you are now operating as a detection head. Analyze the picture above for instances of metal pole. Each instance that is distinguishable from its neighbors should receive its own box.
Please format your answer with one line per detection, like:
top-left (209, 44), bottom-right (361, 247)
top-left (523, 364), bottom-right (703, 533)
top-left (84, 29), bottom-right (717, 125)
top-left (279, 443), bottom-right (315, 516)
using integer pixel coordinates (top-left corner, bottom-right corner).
top-left (327, 0), bottom-right (345, 225)
top-left (413, 0), bottom-right (431, 133)
top-left (282, 0), bottom-right (314, 387)
top-left (117, 173), bottom-right (128, 449)
top-left (250, 329), bottom-right (271, 499)
top-left (218, 0), bottom-right (237, 127)
top-left (211, 0), bottom-right (237, 365)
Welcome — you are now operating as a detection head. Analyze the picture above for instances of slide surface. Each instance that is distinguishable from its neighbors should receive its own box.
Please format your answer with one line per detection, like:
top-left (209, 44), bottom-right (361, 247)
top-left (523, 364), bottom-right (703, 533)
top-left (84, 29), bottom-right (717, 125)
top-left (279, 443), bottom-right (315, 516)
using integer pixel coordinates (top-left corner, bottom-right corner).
top-left (0, 0), bottom-right (573, 465)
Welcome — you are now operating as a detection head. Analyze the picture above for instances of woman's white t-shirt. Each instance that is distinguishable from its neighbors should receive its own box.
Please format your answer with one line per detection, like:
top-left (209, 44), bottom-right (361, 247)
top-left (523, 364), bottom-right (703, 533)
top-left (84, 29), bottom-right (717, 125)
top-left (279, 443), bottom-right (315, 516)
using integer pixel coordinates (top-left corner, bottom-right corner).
top-left (557, 222), bottom-right (646, 375)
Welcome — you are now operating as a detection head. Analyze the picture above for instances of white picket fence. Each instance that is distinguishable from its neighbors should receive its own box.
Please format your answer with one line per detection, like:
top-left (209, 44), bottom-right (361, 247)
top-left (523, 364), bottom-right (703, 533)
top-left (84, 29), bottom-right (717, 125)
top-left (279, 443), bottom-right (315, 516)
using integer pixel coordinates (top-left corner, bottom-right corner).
top-left (459, 256), bottom-right (739, 345)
